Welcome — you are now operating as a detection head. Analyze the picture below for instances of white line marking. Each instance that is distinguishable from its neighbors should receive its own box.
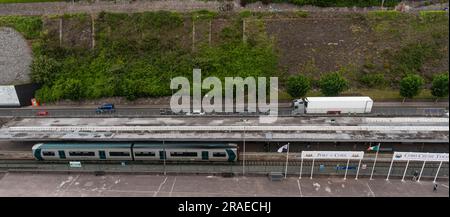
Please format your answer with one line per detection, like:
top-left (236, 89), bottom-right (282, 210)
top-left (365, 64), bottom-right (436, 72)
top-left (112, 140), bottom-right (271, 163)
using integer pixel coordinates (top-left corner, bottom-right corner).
top-left (169, 177), bottom-right (177, 197)
top-left (153, 177), bottom-right (168, 197)
top-left (441, 184), bottom-right (448, 189)
top-left (366, 182), bottom-right (375, 197)
top-left (297, 179), bottom-right (303, 197)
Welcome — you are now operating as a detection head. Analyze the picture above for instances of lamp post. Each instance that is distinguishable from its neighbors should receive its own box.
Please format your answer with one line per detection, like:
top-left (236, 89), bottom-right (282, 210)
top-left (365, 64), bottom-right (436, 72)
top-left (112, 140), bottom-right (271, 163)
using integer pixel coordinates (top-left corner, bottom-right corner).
top-left (241, 119), bottom-right (249, 176)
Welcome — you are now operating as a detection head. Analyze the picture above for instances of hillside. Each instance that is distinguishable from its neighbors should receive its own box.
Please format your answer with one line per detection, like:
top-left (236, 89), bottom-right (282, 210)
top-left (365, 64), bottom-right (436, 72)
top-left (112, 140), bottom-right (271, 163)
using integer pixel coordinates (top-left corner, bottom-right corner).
top-left (0, 10), bottom-right (448, 102)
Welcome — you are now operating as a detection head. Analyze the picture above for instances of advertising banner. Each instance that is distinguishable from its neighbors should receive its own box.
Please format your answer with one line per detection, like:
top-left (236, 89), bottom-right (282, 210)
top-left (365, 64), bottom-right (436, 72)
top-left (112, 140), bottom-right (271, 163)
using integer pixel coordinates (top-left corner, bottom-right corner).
top-left (392, 152), bottom-right (449, 162)
top-left (301, 151), bottom-right (364, 160)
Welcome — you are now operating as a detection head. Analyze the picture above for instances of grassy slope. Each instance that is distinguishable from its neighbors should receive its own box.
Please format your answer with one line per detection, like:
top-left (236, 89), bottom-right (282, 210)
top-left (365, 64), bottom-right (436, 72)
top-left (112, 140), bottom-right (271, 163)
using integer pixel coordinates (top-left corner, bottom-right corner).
top-left (0, 0), bottom-right (61, 3)
top-left (0, 11), bottom-right (448, 102)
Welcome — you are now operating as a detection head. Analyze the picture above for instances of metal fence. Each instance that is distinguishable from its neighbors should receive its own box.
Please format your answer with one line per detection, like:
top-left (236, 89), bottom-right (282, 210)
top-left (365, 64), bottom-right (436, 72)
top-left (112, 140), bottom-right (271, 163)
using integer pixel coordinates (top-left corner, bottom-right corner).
top-left (1, 160), bottom-right (448, 181)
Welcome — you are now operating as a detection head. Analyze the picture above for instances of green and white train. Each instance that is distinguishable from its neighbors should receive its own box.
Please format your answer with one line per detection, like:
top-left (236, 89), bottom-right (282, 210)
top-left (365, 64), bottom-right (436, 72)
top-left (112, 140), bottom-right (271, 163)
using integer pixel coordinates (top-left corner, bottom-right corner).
top-left (32, 142), bottom-right (238, 162)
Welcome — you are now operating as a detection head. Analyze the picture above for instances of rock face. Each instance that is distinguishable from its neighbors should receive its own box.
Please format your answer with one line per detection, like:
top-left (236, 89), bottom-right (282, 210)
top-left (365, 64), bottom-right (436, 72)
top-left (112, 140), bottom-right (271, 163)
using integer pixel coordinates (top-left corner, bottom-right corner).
top-left (0, 27), bottom-right (32, 85)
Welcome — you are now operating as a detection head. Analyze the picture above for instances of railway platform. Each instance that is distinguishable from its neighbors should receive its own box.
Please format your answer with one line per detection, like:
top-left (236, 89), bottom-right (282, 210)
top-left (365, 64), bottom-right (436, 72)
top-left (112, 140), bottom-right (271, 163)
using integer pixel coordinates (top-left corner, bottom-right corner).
top-left (0, 172), bottom-right (447, 197)
top-left (0, 116), bottom-right (448, 143)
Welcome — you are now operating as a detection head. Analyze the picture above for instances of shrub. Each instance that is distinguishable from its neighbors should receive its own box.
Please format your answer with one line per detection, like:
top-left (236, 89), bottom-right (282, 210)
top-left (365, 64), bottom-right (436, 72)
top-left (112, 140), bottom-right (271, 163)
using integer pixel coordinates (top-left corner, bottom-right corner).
top-left (431, 73), bottom-right (449, 99)
top-left (319, 72), bottom-right (349, 96)
top-left (30, 56), bottom-right (61, 85)
top-left (0, 16), bottom-right (42, 39)
top-left (391, 43), bottom-right (438, 76)
top-left (286, 75), bottom-right (311, 98)
top-left (359, 73), bottom-right (386, 88)
top-left (399, 74), bottom-right (424, 100)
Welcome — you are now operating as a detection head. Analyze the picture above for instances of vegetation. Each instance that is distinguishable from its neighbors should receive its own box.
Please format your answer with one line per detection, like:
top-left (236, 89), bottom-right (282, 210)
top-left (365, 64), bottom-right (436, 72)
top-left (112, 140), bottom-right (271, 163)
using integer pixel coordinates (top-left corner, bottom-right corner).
top-left (286, 75), bottom-right (311, 98)
top-left (240, 0), bottom-right (401, 7)
top-left (1, 10), bottom-right (448, 102)
top-left (388, 43), bottom-right (441, 78)
top-left (319, 72), bottom-right (349, 96)
top-left (25, 12), bottom-right (280, 102)
top-left (0, 16), bottom-right (42, 39)
top-left (359, 73), bottom-right (386, 88)
top-left (431, 73), bottom-right (449, 100)
top-left (0, 0), bottom-right (61, 3)
top-left (399, 74), bottom-right (424, 102)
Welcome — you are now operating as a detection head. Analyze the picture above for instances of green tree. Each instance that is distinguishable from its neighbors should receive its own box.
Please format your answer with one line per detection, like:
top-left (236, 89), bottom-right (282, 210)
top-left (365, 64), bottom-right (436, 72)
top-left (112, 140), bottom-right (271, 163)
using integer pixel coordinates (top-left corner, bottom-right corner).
top-left (399, 74), bottom-right (424, 102)
top-left (319, 72), bottom-right (349, 96)
top-left (431, 73), bottom-right (449, 102)
top-left (61, 79), bottom-right (83, 101)
top-left (286, 75), bottom-right (311, 98)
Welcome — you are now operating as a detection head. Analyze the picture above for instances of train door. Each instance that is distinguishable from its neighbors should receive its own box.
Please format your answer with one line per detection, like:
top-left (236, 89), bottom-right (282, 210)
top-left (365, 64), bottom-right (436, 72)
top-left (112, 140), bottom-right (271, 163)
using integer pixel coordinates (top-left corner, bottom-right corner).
top-left (159, 151), bottom-right (166, 160)
top-left (202, 151), bottom-right (209, 160)
top-left (99, 151), bottom-right (106, 160)
top-left (58, 151), bottom-right (66, 159)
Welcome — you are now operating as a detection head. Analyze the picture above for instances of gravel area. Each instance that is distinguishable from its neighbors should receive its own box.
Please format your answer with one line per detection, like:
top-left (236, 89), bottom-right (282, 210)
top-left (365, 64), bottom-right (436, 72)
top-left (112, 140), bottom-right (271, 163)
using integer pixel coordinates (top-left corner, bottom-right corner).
top-left (0, 27), bottom-right (32, 85)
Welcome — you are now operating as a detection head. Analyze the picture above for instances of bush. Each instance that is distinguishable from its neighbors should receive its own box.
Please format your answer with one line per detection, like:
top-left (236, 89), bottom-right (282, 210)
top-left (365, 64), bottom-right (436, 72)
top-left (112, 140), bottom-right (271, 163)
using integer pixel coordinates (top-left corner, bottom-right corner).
top-left (319, 72), bottom-right (349, 96)
top-left (0, 16), bottom-right (42, 39)
top-left (391, 43), bottom-right (438, 76)
top-left (30, 56), bottom-right (61, 85)
top-left (399, 74), bottom-right (424, 99)
top-left (240, 0), bottom-right (401, 8)
top-left (431, 73), bottom-right (449, 99)
top-left (286, 75), bottom-right (311, 98)
top-left (359, 73), bottom-right (385, 88)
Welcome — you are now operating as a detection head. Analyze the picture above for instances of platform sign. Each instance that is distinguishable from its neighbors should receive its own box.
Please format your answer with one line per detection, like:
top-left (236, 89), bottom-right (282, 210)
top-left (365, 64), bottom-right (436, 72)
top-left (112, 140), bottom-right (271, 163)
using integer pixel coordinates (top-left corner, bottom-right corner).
top-left (387, 152), bottom-right (449, 182)
top-left (392, 152), bottom-right (449, 162)
top-left (69, 161), bottom-right (82, 168)
top-left (299, 151), bottom-right (364, 180)
top-left (301, 151), bottom-right (364, 160)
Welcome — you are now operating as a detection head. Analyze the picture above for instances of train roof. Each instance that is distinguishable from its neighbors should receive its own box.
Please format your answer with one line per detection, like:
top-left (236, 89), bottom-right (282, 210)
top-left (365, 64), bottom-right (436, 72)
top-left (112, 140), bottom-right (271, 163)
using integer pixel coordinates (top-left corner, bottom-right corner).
top-left (133, 142), bottom-right (237, 149)
top-left (37, 142), bottom-right (132, 149)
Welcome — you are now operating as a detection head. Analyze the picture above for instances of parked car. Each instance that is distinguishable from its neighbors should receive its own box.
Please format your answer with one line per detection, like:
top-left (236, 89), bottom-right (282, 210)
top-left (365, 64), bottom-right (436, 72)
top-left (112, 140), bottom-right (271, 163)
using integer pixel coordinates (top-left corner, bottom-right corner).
top-left (186, 109), bottom-right (205, 116)
top-left (36, 111), bottom-right (48, 116)
top-left (96, 104), bottom-right (116, 114)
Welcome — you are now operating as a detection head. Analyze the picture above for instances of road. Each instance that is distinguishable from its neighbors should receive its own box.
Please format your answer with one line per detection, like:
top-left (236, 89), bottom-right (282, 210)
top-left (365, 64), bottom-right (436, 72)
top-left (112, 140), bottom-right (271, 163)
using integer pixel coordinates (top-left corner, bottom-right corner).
top-left (0, 103), bottom-right (448, 117)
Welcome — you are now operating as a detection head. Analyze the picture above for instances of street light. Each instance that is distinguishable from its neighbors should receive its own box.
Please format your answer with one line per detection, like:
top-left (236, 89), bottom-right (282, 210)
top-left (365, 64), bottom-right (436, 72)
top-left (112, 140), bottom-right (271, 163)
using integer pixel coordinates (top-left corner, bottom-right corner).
top-left (240, 119), bottom-right (249, 176)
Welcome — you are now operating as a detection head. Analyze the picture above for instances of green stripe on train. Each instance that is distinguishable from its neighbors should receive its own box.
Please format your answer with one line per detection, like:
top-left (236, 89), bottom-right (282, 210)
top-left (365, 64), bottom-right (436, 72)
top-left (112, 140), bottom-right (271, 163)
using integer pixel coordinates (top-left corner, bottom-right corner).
top-left (34, 148), bottom-right (43, 160)
top-left (226, 149), bottom-right (236, 162)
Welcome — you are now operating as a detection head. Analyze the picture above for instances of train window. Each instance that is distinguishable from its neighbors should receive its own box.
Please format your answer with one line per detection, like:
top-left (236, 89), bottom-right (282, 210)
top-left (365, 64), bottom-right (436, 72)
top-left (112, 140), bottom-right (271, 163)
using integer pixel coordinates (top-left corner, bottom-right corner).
top-left (109, 152), bottom-right (130, 157)
top-left (42, 151), bottom-right (55, 156)
top-left (212, 152), bottom-right (226, 157)
top-left (170, 152), bottom-right (198, 157)
top-left (135, 152), bottom-right (156, 156)
top-left (69, 151), bottom-right (95, 156)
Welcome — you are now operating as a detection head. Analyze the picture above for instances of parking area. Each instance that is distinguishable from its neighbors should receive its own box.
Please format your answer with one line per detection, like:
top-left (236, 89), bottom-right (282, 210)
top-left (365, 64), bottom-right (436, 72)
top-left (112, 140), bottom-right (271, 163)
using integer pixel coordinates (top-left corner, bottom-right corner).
top-left (0, 172), bottom-right (447, 197)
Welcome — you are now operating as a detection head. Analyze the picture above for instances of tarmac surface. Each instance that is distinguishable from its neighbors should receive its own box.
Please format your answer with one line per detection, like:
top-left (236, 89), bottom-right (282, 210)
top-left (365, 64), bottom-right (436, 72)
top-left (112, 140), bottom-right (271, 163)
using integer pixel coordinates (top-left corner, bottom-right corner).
top-left (0, 172), bottom-right (448, 197)
top-left (1, 116), bottom-right (447, 143)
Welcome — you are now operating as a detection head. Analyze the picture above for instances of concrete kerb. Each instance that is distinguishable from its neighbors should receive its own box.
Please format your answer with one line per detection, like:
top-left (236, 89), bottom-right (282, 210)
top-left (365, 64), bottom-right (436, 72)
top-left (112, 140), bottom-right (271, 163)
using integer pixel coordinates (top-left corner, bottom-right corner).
top-left (3, 169), bottom-right (448, 182)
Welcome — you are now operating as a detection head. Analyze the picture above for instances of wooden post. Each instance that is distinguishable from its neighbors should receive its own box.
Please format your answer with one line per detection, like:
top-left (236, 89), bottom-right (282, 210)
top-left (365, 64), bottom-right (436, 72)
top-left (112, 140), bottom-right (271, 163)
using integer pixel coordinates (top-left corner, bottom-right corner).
top-left (209, 19), bottom-right (212, 45)
top-left (59, 18), bottom-right (63, 47)
top-left (192, 20), bottom-right (195, 51)
top-left (91, 14), bottom-right (95, 50)
top-left (242, 19), bottom-right (246, 42)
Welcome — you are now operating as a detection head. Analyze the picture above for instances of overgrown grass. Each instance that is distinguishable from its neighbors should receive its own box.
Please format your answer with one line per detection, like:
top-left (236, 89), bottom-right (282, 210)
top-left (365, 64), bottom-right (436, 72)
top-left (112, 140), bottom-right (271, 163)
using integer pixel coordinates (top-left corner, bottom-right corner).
top-left (0, 16), bottom-right (42, 39)
top-left (240, 0), bottom-right (401, 7)
top-left (281, 89), bottom-right (435, 101)
top-left (1, 11), bottom-right (447, 102)
top-left (0, 0), bottom-right (61, 3)
top-left (28, 11), bottom-right (281, 102)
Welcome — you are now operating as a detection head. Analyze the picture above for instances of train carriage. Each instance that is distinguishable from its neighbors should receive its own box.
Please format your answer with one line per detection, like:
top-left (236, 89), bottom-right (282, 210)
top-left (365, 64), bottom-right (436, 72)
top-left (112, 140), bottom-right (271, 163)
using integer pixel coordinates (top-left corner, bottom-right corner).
top-left (133, 142), bottom-right (238, 162)
top-left (32, 142), bottom-right (238, 162)
top-left (32, 143), bottom-right (133, 161)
